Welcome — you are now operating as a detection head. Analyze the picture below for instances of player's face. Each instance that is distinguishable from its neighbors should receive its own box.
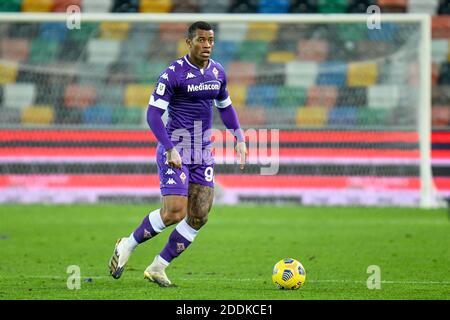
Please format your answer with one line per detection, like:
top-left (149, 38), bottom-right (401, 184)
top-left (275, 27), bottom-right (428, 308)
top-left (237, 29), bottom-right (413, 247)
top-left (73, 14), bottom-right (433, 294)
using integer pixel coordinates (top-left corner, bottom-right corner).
top-left (187, 29), bottom-right (214, 66)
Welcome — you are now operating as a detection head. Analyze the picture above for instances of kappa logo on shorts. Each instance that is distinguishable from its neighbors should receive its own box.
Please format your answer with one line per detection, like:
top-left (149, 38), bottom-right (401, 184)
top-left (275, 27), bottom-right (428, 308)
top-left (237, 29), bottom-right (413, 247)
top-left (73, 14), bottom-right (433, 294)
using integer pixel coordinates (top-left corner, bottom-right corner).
top-left (166, 178), bottom-right (177, 185)
top-left (179, 172), bottom-right (186, 184)
top-left (176, 242), bottom-right (185, 253)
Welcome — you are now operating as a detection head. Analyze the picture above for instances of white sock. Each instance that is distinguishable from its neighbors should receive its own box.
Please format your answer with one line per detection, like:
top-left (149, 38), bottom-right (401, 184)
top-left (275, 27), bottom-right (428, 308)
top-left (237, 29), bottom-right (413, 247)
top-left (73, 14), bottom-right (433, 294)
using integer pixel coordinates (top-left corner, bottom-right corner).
top-left (149, 208), bottom-right (166, 233)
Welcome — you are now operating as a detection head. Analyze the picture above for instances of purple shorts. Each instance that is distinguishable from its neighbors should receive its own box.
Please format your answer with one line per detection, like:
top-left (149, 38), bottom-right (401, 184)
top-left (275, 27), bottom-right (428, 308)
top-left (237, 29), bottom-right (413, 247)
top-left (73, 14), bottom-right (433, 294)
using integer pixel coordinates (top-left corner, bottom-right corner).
top-left (156, 144), bottom-right (215, 197)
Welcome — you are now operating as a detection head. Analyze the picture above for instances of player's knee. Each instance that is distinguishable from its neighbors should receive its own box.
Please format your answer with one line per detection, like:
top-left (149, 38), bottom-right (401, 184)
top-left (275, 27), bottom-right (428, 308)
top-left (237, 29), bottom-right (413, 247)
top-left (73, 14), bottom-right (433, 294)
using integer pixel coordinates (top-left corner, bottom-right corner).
top-left (161, 205), bottom-right (186, 226)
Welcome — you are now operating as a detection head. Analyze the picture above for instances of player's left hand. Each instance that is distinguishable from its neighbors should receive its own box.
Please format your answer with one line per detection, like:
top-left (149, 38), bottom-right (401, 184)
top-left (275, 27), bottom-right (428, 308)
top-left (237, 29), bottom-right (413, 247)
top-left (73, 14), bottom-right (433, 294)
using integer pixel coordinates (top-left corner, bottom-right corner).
top-left (236, 141), bottom-right (247, 170)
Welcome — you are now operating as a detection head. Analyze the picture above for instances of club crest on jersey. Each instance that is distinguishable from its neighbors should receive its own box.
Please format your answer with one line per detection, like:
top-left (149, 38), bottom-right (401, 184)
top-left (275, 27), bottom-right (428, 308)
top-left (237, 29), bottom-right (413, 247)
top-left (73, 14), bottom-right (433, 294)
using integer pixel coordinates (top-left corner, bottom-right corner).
top-left (212, 67), bottom-right (219, 79)
top-left (180, 172), bottom-right (186, 184)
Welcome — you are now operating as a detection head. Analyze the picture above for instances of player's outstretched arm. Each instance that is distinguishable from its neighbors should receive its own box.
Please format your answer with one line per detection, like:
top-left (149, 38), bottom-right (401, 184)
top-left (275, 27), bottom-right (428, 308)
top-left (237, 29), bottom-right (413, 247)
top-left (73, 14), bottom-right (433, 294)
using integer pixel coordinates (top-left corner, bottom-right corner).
top-left (217, 105), bottom-right (247, 170)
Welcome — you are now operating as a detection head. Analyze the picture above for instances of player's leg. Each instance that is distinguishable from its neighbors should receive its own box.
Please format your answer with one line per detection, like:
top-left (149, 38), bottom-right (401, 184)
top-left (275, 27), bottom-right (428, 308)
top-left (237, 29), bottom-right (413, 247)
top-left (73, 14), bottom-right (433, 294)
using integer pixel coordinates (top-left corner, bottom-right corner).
top-left (109, 145), bottom-right (189, 279)
top-left (145, 183), bottom-right (214, 287)
top-left (108, 196), bottom-right (187, 279)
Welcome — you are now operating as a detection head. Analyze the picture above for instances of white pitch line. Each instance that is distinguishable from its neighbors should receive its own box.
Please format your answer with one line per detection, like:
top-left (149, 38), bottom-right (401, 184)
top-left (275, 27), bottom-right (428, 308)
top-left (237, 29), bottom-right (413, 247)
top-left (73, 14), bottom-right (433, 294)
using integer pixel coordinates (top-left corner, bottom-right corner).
top-left (2, 276), bottom-right (450, 285)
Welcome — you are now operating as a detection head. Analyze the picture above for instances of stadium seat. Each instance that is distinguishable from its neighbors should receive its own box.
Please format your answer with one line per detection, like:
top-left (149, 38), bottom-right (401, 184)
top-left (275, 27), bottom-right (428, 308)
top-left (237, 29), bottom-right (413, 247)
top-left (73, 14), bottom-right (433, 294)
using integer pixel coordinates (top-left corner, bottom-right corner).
top-left (317, 62), bottom-right (348, 86)
top-left (99, 22), bottom-right (130, 40)
top-left (246, 85), bottom-right (277, 108)
top-left (0, 38), bottom-right (29, 62)
top-left (358, 107), bottom-right (390, 126)
top-left (87, 39), bottom-right (121, 64)
top-left (296, 106), bottom-right (329, 127)
top-left (318, 0), bottom-right (348, 13)
top-left (171, 0), bottom-right (198, 12)
top-left (367, 85), bottom-right (399, 109)
top-left (438, 62), bottom-right (450, 84)
top-left (297, 39), bottom-right (329, 62)
top-left (346, 0), bottom-right (377, 13)
top-left (177, 39), bottom-right (188, 58)
top-left (159, 23), bottom-right (188, 42)
top-left (0, 0), bottom-right (22, 12)
top-left (97, 85), bottom-right (124, 107)
top-left (52, 0), bottom-right (82, 12)
top-left (111, 0), bottom-right (139, 12)
top-left (306, 86), bottom-right (338, 108)
top-left (285, 61), bottom-right (318, 87)
top-left (347, 62), bottom-right (378, 87)
top-left (3, 83), bottom-right (36, 109)
top-left (289, 0), bottom-right (318, 13)
top-left (257, 0), bottom-right (289, 13)
top-left (124, 84), bottom-right (154, 107)
top-left (227, 62), bottom-right (256, 86)
top-left (67, 22), bottom-right (98, 42)
top-left (29, 39), bottom-right (60, 63)
top-left (432, 39), bottom-right (449, 63)
top-left (39, 23), bottom-right (68, 43)
top-left (277, 86), bottom-right (307, 108)
top-left (408, 0), bottom-right (439, 14)
top-left (246, 23), bottom-right (279, 42)
top-left (328, 107), bottom-right (359, 126)
top-left (255, 63), bottom-right (285, 85)
top-left (367, 22), bottom-right (398, 42)
top-left (21, 105), bottom-right (54, 125)
top-left (227, 84), bottom-right (248, 108)
top-left (432, 63), bottom-right (441, 86)
top-left (432, 106), bottom-right (450, 126)
top-left (213, 41), bottom-right (238, 61)
top-left (337, 87), bottom-right (367, 107)
top-left (432, 85), bottom-right (450, 105)
top-left (78, 63), bottom-right (110, 85)
top-left (82, 106), bottom-right (113, 125)
top-left (199, 0), bottom-right (230, 13)
top-left (82, 0), bottom-right (112, 12)
top-left (266, 51), bottom-right (295, 64)
top-left (55, 106), bottom-right (82, 124)
top-left (377, 0), bottom-right (407, 13)
top-left (228, 0), bottom-right (258, 13)
top-left (336, 24), bottom-right (367, 42)
top-left (0, 108), bottom-right (21, 124)
top-left (217, 22), bottom-right (248, 43)
top-left (22, 0), bottom-right (54, 12)
top-left (235, 106), bottom-right (267, 126)
top-left (432, 16), bottom-right (450, 38)
top-left (437, 0), bottom-right (450, 14)
top-left (112, 107), bottom-right (142, 125)
top-left (64, 84), bottom-right (96, 108)
top-left (139, 0), bottom-right (172, 13)
top-left (238, 41), bottom-right (268, 64)
top-left (134, 61), bottom-right (167, 84)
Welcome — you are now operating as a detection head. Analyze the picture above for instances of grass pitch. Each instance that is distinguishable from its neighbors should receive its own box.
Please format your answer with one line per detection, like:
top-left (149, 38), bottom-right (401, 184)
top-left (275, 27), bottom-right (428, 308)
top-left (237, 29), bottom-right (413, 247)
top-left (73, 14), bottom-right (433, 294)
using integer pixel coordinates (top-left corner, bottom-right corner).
top-left (0, 204), bottom-right (449, 300)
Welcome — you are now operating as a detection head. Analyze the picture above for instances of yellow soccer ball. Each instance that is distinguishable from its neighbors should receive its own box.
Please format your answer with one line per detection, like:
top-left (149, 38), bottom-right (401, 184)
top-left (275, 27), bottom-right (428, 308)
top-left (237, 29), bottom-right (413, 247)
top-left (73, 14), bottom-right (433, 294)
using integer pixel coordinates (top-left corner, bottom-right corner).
top-left (272, 258), bottom-right (306, 290)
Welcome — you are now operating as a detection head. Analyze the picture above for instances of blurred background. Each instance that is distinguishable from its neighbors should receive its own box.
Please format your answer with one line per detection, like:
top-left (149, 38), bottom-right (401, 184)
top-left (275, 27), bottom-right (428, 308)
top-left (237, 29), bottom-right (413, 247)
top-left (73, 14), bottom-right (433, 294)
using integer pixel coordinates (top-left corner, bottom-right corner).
top-left (0, 0), bottom-right (449, 207)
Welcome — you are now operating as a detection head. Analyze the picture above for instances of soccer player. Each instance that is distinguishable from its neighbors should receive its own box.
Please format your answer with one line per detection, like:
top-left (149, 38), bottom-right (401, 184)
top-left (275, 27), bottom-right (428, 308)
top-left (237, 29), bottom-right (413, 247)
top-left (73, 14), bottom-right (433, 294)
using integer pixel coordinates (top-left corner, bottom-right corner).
top-left (108, 21), bottom-right (247, 287)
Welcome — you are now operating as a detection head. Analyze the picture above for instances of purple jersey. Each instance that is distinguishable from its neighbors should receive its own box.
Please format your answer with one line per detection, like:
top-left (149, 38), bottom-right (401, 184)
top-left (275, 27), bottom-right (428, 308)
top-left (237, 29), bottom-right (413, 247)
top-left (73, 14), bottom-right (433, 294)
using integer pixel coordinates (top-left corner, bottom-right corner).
top-left (149, 55), bottom-right (231, 155)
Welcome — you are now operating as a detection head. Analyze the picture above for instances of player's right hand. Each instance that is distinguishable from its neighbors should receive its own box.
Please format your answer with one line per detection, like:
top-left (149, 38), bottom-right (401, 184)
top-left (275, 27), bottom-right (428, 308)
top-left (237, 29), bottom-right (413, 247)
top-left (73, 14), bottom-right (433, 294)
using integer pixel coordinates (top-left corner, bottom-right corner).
top-left (167, 148), bottom-right (182, 169)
